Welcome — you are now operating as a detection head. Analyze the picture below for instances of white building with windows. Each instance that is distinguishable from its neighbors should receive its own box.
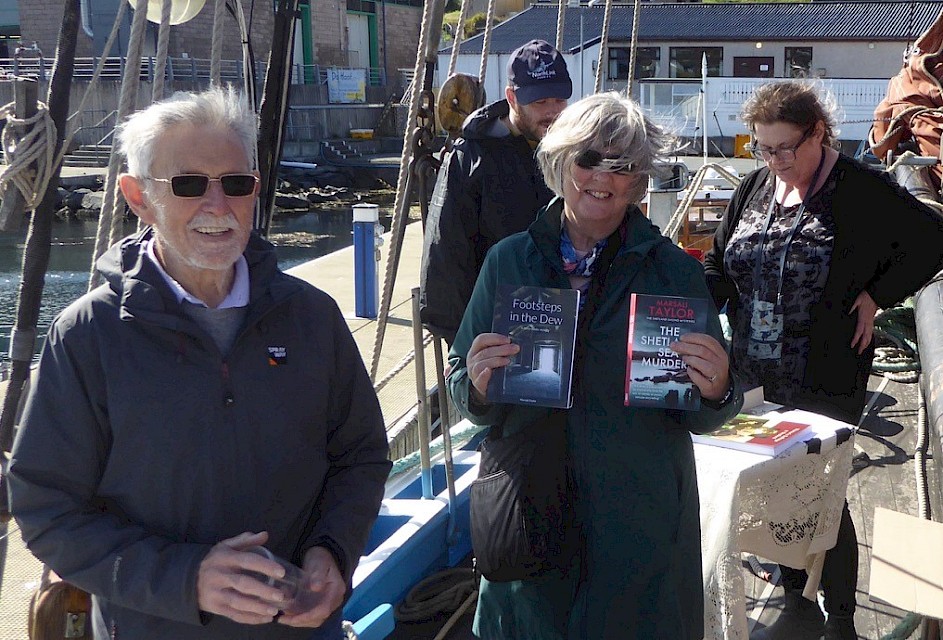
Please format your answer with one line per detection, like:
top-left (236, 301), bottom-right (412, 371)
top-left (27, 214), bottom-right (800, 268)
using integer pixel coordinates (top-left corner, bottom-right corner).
top-left (439, 1), bottom-right (942, 144)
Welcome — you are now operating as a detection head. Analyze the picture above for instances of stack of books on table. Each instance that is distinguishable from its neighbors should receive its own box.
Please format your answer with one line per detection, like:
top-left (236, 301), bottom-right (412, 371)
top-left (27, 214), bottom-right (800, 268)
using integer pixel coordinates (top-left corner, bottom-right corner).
top-left (692, 387), bottom-right (816, 456)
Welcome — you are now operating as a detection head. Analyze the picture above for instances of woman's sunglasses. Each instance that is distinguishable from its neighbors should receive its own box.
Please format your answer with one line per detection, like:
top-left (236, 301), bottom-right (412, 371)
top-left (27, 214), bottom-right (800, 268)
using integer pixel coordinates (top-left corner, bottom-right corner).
top-left (574, 149), bottom-right (635, 175)
top-left (149, 173), bottom-right (259, 198)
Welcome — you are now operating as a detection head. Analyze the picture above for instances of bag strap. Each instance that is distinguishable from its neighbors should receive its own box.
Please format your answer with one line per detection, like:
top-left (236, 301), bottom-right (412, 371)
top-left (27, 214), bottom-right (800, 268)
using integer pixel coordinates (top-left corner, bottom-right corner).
top-left (571, 217), bottom-right (625, 397)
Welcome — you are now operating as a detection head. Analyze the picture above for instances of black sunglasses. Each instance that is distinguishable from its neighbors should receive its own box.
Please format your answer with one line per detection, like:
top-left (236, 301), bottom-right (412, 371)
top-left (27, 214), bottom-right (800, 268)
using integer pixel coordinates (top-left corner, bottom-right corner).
top-left (574, 149), bottom-right (635, 175)
top-left (149, 173), bottom-right (259, 198)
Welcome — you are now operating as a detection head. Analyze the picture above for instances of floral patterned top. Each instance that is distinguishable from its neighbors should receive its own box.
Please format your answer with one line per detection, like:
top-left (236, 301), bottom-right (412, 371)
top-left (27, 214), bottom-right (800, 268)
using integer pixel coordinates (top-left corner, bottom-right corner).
top-left (723, 171), bottom-right (837, 407)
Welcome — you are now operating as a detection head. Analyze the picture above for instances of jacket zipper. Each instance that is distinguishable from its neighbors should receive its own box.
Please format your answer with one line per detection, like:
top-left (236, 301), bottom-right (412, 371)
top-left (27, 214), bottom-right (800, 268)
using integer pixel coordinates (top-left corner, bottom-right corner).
top-left (221, 361), bottom-right (235, 407)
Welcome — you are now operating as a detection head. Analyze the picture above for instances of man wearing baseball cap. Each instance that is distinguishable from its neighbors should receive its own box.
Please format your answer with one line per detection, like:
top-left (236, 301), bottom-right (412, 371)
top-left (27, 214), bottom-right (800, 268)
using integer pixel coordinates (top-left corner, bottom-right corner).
top-left (420, 39), bottom-right (572, 346)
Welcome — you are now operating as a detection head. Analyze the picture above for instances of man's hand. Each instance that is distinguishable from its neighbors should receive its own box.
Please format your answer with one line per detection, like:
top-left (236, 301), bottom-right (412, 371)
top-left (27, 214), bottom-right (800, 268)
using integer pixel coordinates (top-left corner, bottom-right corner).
top-left (196, 531), bottom-right (287, 624)
top-left (277, 546), bottom-right (347, 628)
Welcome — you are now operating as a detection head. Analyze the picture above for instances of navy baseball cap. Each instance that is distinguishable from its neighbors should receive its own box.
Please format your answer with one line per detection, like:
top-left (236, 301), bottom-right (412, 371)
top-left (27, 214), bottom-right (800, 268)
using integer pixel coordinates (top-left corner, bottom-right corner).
top-left (507, 39), bottom-right (572, 106)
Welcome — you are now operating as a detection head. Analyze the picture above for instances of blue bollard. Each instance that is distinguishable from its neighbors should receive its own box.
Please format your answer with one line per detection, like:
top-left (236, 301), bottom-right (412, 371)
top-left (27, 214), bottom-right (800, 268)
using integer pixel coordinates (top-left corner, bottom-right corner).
top-left (353, 203), bottom-right (382, 318)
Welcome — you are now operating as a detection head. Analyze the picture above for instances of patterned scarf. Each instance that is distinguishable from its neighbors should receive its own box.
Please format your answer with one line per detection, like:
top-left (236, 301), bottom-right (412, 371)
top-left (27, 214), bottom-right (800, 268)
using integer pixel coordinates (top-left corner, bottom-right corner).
top-left (561, 217), bottom-right (627, 276)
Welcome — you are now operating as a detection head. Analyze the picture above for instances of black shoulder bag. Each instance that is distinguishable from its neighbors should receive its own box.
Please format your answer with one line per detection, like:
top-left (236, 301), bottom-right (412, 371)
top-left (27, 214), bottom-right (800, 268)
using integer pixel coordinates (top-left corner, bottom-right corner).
top-left (469, 219), bottom-right (623, 582)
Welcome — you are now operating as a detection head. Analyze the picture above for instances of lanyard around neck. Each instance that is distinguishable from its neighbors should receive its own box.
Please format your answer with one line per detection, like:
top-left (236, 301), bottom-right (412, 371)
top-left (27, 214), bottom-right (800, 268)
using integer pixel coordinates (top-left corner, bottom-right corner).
top-left (752, 148), bottom-right (827, 304)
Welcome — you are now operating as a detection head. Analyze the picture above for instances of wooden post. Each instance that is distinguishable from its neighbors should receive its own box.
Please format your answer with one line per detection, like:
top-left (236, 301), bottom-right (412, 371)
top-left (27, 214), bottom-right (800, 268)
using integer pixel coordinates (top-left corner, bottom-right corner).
top-left (0, 77), bottom-right (39, 231)
top-left (256, 0), bottom-right (300, 236)
top-left (0, 0), bottom-right (79, 517)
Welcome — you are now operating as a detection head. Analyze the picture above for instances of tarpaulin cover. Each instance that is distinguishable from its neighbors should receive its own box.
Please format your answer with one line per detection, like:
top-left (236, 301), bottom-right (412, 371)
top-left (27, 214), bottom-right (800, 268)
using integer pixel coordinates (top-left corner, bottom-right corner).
top-left (870, 9), bottom-right (943, 190)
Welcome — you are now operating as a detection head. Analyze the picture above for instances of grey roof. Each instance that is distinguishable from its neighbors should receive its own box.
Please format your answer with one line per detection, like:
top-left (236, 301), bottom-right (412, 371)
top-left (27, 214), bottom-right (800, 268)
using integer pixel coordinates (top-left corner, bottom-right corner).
top-left (447, 1), bottom-right (943, 54)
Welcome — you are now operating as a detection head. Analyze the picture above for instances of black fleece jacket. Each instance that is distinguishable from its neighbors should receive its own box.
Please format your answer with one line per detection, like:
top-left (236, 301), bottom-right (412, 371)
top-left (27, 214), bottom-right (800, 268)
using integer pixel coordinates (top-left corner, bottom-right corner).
top-left (419, 99), bottom-right (554, 345)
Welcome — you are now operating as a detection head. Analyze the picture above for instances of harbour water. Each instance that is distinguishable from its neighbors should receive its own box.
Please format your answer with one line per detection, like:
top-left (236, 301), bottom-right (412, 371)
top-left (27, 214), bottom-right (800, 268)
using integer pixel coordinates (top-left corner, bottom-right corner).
top-left (0, 206), bottom-right (389, 361)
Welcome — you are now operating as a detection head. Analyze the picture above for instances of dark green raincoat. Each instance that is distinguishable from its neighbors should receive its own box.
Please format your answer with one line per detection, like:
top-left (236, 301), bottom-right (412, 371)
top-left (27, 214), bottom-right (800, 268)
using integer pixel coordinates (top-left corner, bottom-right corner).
top-left (449, 199), bottom-right (743, 639)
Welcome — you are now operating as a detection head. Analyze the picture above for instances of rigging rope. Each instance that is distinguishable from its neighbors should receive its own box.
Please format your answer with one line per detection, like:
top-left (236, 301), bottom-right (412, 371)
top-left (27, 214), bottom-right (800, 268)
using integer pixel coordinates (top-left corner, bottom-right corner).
top-left (0, 2), bottom-right (128, 218)
top-left (555, 0), bottom-right (567, 53)
top-left (373, 332), bottom-right (434, 394)
top-left (369, 0), bottom-right (443, 380)
top-left (593, 0), bottom-right (613, 94)
top-left (0, 103), bottom-right (56, 212)
top-left (626, 0), bottom-right (642, 89)
top-left (447, 0), bottom-right (472, 77)
top-left (477, 0), bottom-right (498, 86)
top-left (152, 0), bottom-right (172, 102)
top-left (211, 0), bottom-right (227, 85)
top-left (87, 0), bottom-right (149, 291)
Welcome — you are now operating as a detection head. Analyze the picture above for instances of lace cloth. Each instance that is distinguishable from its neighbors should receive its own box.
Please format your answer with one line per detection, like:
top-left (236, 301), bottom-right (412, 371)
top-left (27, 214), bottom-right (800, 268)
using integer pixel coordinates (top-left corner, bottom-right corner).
top-left (696, 408), bottom-right (856, 640)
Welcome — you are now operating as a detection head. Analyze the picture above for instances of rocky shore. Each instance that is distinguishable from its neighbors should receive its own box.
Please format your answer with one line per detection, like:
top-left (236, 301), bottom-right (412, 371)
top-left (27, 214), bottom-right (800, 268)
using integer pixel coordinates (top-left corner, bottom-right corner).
top-left (41, 163), bottom-right (401, 223)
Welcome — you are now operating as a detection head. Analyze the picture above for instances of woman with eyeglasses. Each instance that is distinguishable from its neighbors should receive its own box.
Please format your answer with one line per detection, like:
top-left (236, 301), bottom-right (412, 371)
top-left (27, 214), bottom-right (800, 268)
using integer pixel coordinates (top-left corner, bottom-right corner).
top-left (704, 81), bottom-right (943, 640)
top-left (448, 92), bottom-right (743, 639)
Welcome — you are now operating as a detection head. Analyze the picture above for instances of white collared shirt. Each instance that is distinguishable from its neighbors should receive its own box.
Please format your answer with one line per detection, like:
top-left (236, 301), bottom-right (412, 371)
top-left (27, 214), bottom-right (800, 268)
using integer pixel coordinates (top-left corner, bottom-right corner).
top-left (144, 237), bottom-right (249, 309)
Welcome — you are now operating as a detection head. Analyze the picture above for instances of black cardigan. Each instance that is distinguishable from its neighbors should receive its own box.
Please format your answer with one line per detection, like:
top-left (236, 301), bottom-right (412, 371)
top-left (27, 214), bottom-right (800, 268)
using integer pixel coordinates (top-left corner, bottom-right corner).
top-left (704, 154), bottom-right (943, 424)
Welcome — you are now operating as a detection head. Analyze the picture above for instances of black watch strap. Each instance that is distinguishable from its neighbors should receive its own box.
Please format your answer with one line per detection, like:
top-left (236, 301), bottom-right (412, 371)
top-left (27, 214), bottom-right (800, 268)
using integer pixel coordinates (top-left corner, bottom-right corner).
top-left (702, 379), bottom-right (735, 410)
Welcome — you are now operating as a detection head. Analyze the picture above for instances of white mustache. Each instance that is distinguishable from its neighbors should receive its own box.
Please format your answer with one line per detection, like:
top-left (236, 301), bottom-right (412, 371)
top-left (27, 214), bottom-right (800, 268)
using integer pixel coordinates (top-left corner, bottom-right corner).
top-left (187, 215), bottom-right (240, 231)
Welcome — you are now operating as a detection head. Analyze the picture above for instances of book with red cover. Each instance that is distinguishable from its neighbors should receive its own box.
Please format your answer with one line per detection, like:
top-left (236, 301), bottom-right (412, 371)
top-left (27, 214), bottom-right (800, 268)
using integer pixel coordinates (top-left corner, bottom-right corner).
top-left (625, 293), bottom-right (708, 410)
top-left (692, 414), bottom-right (816, 456)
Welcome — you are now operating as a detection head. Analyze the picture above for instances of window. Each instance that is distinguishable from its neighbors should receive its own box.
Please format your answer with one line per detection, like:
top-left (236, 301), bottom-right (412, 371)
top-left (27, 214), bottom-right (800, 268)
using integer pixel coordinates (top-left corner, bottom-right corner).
top-left (785, 47), bottom-right (813, 78)
top-left (608, 47), bottom-right (660, 80)
top-left (347, 0), bottom-right (376, 12)
top-left (668, 47), bottom-right (722, 78)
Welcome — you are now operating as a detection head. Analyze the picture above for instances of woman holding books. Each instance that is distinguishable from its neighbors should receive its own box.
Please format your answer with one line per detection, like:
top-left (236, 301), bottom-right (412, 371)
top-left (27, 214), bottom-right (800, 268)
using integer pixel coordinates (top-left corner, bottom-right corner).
top-left (704, 80), bottom-right (943, 640)
top-left (447, 92), bottom-right (743, 639)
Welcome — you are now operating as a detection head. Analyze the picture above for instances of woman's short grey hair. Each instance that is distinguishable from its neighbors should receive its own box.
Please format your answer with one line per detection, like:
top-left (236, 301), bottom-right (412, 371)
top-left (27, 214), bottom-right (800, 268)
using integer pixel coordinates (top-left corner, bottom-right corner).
top-left (537, 92), bottom-right (672, 204)
top-left (741, 80), bottom-right (839, 147)
top-left (116, 86), bottom-right (257, 178)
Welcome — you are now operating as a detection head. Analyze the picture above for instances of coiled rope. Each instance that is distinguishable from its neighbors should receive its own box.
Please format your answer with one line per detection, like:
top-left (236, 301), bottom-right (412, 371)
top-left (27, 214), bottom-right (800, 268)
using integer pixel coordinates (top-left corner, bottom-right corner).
top-left (0, 102), bottom-right (56, 211)
top-left (873, 303), bottom-right (921, 383)
top-left (341, 619), bottom-right (359, 639)
top-left (394, 567), bottom-right (476, 634)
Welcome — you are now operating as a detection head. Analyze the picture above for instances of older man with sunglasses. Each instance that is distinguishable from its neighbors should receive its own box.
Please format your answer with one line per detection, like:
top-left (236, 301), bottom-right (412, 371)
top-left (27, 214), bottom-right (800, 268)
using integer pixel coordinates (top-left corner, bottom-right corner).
top-left (7, 88), bottom-right (391, 640)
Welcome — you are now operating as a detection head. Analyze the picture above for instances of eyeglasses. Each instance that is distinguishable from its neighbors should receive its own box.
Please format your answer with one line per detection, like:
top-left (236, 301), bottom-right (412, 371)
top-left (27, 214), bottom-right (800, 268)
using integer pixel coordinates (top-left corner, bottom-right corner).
top-left (148, 173), bottom-right (259, 198)
top-left (574, 149), bottom-right (635, 175)
top-left (748, 127), bottom-right (815, 162)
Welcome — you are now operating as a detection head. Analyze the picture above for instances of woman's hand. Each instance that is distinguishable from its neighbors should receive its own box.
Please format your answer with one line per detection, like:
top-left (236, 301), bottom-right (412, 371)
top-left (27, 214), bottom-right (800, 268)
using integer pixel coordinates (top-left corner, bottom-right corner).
top-left (466, 333), bottom-right (520, 403)
top-left (671, 333), bottom-right (731, 401)
top-left (850, 290), bottom-right (878, 355)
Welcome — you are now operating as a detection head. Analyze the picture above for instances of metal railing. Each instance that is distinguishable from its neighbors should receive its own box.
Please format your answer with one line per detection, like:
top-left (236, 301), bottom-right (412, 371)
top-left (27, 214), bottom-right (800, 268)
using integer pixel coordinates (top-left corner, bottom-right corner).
top-left (636, 76), bottom-right (891, 142)
top-left (0, 57), bottom-right (386, 87)
top-left (290, 63), bottom-right (387, 87)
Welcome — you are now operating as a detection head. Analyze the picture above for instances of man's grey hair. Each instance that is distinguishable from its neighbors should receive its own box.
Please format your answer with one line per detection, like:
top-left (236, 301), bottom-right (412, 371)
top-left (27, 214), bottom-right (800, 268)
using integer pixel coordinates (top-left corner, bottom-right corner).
top-left (537, 92), bottom-right (672, 204)
top-left (116, 86), bottom-right (257, 178)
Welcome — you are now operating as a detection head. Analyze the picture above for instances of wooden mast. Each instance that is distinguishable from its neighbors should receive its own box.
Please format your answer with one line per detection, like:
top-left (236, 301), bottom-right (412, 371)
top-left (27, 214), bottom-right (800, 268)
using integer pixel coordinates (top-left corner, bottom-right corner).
top-left (0, 0), bottom-right (80, 515)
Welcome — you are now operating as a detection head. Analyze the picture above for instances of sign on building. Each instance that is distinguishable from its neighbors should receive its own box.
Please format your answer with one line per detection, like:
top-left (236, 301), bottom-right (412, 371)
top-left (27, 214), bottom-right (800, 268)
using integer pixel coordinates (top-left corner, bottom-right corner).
top-left (327, 68), bottom-right (367, 104)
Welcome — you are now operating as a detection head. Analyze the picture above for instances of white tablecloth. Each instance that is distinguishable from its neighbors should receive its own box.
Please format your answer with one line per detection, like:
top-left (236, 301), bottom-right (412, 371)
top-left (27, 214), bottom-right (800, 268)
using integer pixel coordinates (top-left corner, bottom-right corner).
top-left (696, 408), bottom-right (856, 640)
